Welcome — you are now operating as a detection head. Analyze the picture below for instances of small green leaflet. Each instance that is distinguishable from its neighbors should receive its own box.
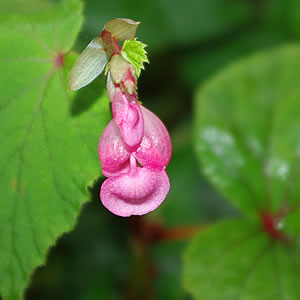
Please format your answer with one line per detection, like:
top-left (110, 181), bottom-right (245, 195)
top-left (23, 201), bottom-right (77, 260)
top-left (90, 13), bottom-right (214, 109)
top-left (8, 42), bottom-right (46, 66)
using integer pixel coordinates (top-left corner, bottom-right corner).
top-left (0, 0), bottom-right (110, 299)
top-left (121, 38), bottom-right (149, 77)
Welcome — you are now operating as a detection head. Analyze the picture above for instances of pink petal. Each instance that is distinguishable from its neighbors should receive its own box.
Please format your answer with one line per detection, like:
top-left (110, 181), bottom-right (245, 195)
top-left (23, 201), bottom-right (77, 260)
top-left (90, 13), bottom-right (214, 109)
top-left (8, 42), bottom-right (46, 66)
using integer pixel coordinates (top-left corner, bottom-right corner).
top-left (98, 119), bottom-right (131, 177)
top-left (100, 168), bottom-right (170, 217)
top-left (112, 88), bottom-right (144, 148)
top-left (134, 106), bottom-right (172, 170)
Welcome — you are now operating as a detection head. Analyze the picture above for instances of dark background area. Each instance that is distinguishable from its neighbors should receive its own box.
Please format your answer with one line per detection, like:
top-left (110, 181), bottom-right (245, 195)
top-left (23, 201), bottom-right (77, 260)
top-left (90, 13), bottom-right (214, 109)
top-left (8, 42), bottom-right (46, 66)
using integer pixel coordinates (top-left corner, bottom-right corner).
top-left (2, 0), bottom-right (300, 299)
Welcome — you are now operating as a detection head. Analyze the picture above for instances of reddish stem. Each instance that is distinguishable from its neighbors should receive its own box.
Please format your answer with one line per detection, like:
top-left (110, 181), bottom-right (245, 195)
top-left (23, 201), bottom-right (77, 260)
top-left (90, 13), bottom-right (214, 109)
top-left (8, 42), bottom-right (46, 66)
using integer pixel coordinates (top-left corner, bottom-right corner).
top-left (53, 52), bottom-right (64, 68)
top-left (100, 30), bottom-right (121, 57)
top-left (130, 217), bottom-right (204, 244)
top-left (125, 217), bottom-right (204, 299)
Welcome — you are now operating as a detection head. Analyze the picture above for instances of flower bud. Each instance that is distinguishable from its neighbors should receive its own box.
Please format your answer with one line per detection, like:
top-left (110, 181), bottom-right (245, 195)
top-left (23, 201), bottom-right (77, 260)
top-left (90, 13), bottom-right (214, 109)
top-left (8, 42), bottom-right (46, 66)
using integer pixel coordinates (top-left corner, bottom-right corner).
top-left (110, 54), bottom-right (136, 94)
top-left (104, 18), bottom-right (140, 41)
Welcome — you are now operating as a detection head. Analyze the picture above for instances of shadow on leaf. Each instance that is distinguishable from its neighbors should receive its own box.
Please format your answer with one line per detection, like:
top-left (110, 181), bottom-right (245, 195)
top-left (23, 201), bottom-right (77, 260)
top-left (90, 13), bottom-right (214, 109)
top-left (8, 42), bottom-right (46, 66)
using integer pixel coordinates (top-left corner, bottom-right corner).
top-left (70, 77), bottom-right (106, 116)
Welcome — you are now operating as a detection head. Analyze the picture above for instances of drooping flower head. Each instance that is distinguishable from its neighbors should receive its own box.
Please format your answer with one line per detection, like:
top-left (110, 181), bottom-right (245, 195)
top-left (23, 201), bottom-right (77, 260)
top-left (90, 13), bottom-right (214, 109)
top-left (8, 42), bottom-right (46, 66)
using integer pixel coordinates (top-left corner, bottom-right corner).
top-left (99, 89), bottom-right (171, 216)
top-left (69, 18), bottom-right (171, 217)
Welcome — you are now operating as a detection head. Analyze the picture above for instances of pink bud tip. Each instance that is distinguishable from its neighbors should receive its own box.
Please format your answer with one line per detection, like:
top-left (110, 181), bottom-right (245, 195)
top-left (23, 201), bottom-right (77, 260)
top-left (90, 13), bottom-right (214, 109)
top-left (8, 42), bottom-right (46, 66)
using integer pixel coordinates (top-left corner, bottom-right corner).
top-left (112, 88), bottom-right (144, 148)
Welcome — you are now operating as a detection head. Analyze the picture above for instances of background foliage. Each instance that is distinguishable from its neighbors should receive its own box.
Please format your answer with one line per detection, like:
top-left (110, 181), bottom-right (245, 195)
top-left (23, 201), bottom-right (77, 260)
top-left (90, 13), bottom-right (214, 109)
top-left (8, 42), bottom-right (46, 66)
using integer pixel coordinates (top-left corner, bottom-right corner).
top-left (1, 0), bottom-right (300, 299)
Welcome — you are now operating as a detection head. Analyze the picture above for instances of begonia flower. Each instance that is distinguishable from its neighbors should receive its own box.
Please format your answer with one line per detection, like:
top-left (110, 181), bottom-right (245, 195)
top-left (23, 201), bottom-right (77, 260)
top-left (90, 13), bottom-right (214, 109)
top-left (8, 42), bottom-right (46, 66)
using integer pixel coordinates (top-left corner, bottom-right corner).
top-left (98, 102), bottom-right (171, 217)
top-left (69, 18), bottom-right (172, 217)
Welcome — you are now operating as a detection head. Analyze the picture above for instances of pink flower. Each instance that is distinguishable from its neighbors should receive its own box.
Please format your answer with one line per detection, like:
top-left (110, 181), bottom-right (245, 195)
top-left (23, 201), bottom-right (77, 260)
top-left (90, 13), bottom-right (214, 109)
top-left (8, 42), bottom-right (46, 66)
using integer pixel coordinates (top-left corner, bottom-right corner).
top-left (98, 89), bottom-right (171, 217)
top-left (68, 18), bottom-right (170, 217)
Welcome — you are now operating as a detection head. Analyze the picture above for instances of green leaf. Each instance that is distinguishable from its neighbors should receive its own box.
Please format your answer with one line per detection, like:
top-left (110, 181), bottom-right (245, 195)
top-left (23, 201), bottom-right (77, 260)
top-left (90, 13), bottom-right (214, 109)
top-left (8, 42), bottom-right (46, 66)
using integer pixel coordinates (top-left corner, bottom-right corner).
top-left (0, 1), bottom-right (110, 299)
top-left (194, 45), bottom-right (300, 216)
top-left (187, 45), bottom-right (300, 299)
top-left (121, 39), bottom-right (149, 77)
top-left (27, 182), bottom-right (131, 300)
top-left (184, 219), bottom-right (300, 300)
top-left (0, 0), bottom-right (53, 15)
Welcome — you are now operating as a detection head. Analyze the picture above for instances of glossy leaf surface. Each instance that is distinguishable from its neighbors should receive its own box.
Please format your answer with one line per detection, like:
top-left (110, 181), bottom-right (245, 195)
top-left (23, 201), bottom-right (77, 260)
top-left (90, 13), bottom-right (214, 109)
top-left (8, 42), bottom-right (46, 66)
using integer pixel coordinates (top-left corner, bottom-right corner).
top-left (195, 45), bottom-right (300, 216)
top-left (184, 219), bottom-right (300, 300)
top-left (184, 45), bottom-right (300, 300)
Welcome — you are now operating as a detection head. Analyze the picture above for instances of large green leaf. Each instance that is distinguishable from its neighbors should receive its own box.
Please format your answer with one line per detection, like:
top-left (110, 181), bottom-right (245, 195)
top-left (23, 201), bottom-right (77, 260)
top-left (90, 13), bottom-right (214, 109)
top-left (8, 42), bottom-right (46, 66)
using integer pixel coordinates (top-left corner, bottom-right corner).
top-left (26, 181), bottom-right (131, 300)
top-left (195, 45), bottom-right (300, 216)
top-left (184, 219), bottom-right (300, 300)
top-left (184, 45), bottom-right (300, 299)
top-left (0, 0), bottom-right (53, 15)
top-left (0, 1), bottom-right (110, 299)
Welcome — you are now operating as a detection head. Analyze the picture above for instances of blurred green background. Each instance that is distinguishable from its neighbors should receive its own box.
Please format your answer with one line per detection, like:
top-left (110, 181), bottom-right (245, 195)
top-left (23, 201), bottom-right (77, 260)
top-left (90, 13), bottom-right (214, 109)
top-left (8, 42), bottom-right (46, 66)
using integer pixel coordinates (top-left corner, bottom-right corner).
top-left (1, 0), bottom-right (300, 299)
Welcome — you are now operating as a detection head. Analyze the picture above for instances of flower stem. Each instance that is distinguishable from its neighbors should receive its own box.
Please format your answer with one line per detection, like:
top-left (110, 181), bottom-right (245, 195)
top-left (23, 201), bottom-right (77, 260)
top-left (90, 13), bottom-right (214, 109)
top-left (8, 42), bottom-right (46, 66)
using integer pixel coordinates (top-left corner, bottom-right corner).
top-left (99, 30), bottom-right (121, 57)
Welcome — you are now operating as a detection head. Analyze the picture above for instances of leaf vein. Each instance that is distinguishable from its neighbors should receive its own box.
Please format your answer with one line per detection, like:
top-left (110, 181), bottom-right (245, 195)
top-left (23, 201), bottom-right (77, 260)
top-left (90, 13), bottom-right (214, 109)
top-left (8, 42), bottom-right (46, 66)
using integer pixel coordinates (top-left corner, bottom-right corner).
top-left (234, 240), bottom-right (274, 300)
top-left (6, 68), bottom-right (55, 292)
